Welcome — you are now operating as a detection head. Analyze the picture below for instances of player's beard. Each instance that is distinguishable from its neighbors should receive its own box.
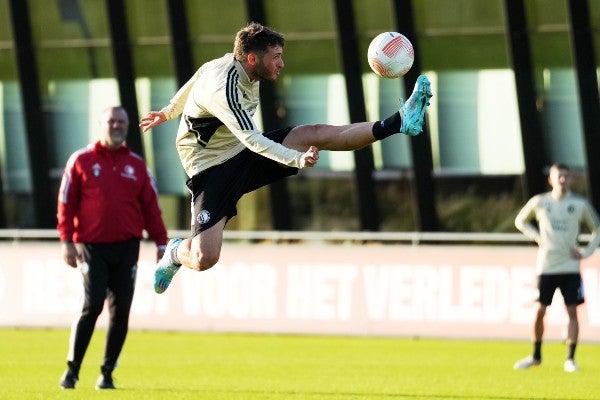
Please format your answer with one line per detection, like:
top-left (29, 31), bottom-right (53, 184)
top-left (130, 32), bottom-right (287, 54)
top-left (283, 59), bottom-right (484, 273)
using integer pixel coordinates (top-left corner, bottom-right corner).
top-left (254, 59), bottom-right (279, 82)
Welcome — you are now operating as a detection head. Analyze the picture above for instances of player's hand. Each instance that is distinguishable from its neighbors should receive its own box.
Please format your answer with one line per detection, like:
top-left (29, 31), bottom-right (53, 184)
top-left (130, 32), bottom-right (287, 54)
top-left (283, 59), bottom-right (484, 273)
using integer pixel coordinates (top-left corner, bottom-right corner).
top-left (300, 146), bottom-right (319, 168)
top-left (61, 241), bottom-right (80, 268)
top-left (571, 248), bottom-right (583, 260)
top-left (139, 111), bottom-right (167, 133)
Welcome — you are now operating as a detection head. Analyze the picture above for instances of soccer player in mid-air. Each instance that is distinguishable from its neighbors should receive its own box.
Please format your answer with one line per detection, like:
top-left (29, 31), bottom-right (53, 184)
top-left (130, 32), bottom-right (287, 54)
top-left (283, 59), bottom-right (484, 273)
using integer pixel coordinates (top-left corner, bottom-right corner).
top-left (139, 22), bottom-right (432, 294)
top-left (513, 163), bottom-right (600, 372)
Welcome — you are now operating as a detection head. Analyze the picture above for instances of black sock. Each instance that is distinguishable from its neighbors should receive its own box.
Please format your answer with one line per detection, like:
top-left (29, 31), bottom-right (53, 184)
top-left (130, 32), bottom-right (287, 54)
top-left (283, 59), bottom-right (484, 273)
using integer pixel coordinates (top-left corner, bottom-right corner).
top-left (67, 361), bottom-right (80, 375)
top-left (372, 111), bottom-right (402, 140)
top-left (171, 246), bottom-right (182, 266)
top-left (533, 341), bottom-right (542, 360)
top-left (567, 343), bottom-right (577, 360)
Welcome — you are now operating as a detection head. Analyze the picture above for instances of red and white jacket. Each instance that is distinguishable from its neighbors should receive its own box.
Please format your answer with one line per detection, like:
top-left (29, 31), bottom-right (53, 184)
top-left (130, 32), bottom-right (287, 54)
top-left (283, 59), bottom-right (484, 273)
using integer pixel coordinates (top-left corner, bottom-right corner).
top-left (57, 141), bottom-right (168, 246)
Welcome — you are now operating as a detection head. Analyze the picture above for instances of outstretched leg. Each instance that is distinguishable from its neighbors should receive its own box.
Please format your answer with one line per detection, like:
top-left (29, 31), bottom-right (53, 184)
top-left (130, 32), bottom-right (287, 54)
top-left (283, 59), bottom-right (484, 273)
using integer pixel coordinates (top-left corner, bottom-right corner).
top-left (282, 74), bottom-right (432, 152)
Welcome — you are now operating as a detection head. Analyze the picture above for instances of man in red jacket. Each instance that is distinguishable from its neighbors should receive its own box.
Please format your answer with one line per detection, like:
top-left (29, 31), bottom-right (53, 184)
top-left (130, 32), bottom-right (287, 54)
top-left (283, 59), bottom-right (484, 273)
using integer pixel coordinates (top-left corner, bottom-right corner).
top-left (56, 106), bottom-right (168, 390)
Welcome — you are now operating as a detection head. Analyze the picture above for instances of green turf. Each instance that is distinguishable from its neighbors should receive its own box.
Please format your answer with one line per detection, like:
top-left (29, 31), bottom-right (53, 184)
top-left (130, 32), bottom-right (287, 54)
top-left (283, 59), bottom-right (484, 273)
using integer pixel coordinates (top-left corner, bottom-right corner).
top-left (1, 328), bottom-right (599, 399)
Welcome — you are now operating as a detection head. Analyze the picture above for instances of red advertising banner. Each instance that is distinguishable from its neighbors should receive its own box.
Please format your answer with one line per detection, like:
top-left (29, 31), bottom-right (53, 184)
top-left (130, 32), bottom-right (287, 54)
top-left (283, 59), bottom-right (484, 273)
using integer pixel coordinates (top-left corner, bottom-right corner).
top-left (1, 242), bottom-right (599, 341)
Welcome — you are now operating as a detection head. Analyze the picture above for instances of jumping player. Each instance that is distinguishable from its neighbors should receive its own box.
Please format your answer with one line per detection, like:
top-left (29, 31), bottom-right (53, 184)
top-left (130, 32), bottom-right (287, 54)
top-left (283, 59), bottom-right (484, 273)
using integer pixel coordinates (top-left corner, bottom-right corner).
top-left (139, 22), bottom-right (432, 294)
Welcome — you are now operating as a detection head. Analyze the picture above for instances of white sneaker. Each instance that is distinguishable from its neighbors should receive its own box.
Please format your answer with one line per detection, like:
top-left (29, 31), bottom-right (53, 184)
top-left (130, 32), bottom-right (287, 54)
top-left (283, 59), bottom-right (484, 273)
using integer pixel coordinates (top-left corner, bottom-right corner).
top-left (513, 356), bottom-right (541, 370)
top-left (564, 359), bottom-right (579, 372)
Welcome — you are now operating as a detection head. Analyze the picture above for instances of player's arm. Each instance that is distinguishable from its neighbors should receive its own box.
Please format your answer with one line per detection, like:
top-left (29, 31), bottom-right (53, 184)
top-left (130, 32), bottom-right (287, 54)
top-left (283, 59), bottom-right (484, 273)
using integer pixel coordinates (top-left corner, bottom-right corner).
top-left (139, 67), bottom-right (202, 132)
top-left (515, 196), bottom-right (541, 243)
top-left (579, 202), bottom-right (600, 258)
top-left (231, 126), bottom-right (313, 168)
top-left (209, 92), bottom-right (315, 168)
top-left (57, 155), bottom-right (82, 268)
top-left (230, 124), bottom-right (319, 168)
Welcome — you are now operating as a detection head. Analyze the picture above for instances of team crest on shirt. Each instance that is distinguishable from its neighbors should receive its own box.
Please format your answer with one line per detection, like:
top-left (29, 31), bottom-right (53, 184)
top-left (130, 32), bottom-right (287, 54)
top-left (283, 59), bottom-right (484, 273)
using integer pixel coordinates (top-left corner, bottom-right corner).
top-left (567, 204), bottom-right (575, 214)
top-left (197, 210), bottom-right (211, 225)
top-left (543, 202), bottom-right (552, 213)
top-left (121, 165), bottom-right (137, 180)
top-left (92, 163), bottom-right (101, 177)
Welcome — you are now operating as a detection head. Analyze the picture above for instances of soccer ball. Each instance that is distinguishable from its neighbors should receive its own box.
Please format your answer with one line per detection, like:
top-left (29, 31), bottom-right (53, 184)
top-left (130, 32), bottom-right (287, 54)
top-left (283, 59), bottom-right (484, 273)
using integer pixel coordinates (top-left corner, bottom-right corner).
top-left (367, 32), bottom-right (414, 78)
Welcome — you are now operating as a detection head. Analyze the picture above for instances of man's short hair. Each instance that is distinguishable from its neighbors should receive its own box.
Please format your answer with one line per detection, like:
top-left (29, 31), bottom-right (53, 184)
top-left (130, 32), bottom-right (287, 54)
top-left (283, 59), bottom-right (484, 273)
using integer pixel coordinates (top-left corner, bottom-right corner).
top-left (550, 162), bottom-right (570, 172)
top-left (233, 22), bottom-right (285, 61)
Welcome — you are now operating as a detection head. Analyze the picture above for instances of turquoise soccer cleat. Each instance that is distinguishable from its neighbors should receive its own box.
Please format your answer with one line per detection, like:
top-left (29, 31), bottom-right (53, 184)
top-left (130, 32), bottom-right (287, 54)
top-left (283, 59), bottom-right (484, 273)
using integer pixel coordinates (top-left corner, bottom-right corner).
top-left (154, 238), bottom-right (183, 294)
top-left (399, 75), bottom-right (433, 136)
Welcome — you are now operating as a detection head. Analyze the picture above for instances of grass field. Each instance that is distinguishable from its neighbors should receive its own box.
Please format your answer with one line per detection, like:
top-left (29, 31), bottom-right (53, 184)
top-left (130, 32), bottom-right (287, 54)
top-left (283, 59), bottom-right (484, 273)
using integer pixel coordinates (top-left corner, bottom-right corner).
top-left (1, 328), bottom-right (599, 399)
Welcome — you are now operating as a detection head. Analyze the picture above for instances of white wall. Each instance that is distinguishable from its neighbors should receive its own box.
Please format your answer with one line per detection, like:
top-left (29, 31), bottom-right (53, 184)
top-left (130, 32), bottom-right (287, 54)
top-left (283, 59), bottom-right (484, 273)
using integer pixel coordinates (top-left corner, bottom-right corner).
top-left (1, 241), bottom-right (599, 341)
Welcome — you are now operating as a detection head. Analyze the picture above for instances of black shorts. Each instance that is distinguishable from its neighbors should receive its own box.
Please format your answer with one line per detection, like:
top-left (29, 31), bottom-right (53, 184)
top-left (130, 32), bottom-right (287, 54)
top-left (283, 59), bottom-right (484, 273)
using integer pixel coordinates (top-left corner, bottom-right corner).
top-left (537, 273), bottom-right (584, 306)
top-left (186, 127), bottom-right (299, 235)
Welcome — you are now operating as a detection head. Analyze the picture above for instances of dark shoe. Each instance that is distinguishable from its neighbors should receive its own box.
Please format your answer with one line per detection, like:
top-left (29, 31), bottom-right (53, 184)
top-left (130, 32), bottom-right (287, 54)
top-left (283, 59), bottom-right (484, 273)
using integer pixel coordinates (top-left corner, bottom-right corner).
top-left (95, 371), bottom-right (116, 389)
top-left (59, 368), bottom-right (78, 389)
top-left (96, 367), bottom-right (116, 389)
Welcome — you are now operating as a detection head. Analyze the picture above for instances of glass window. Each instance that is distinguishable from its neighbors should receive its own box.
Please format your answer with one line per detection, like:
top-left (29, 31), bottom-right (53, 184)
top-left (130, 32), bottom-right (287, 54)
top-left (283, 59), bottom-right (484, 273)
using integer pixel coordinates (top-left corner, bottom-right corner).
top-left (127, 0), bottom-right (186, 195)
top-left (526, 0), bottom-right (585, 168)
top-left (0, 1), bottom-right (17, 81)
top-left (430, 70), bottom-right (524, 175)
top-left (265, 0), bottom-right (341, 74)
top-left (0, 2), bottom-right (31, 195)
top-left (29, 0), bottom-right (116, 176)
top-left (416, 0), bottom-right (508, 70)
top-left (127, 0), bottom-right (174, 77)
top-left (185, 0), bottom-right (248, 64)
top-left (591, 1), bottom-right (600, 63)
top-left (541, 69), bottom-right (585, 167)
top-left (137, 77), bottom-right (186, 195)
top-left (1, 83), bottom-right (31, 193)
top-left (32, 1), bottom-right (114, 81)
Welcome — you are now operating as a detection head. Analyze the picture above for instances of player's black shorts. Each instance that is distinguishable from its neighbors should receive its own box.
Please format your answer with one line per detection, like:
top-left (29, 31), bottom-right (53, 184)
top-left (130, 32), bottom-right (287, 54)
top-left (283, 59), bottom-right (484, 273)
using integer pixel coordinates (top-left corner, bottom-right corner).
top-left (537, 273), bottom-right (584, 306)
top-left (186, 127), bottom-right (299, 235)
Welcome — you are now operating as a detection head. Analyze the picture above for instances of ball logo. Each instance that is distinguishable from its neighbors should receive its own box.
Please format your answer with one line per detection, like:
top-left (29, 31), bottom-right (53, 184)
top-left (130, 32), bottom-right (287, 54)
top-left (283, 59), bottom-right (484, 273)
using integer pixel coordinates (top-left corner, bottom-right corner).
top-left (382, 36), bottom-right (412, 58)
top-left (197, 210), bottom-right (211, 225)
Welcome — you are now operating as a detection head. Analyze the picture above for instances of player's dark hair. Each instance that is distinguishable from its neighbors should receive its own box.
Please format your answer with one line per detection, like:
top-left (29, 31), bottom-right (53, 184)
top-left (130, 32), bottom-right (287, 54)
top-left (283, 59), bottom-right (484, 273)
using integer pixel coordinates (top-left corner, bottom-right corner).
top-left (551, 162), bottom-right (570, 172)
top-left (233, 22), bottom-right (285, 61)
